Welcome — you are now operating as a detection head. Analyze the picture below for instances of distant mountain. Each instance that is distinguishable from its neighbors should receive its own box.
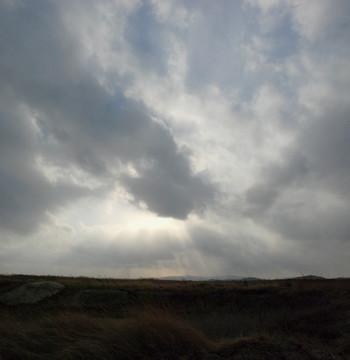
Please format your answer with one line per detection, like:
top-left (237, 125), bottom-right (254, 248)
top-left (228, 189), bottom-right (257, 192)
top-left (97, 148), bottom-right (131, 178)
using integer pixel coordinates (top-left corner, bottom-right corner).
top-left (288, 275), bottom-right (326, 280)
top-left (158, 275), bottom-right (262, 281)
top-left (240, 277), bottom-right (263, 281)
top-left (158, 274), bottom-right (332, 281)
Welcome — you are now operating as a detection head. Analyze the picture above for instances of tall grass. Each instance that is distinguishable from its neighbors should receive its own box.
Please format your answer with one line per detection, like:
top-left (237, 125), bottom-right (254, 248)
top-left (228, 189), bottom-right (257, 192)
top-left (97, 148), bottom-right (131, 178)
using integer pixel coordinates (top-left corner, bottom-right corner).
top-left (0, 308), bottom-right (212, 360)
top-left (0, 274), bottom-right (349, 359)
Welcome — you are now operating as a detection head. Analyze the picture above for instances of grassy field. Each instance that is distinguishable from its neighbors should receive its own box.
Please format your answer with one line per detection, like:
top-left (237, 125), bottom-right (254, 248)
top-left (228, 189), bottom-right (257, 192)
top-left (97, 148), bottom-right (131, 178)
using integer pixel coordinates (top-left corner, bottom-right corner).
top-left (0, 274), bottom-right (349, 359)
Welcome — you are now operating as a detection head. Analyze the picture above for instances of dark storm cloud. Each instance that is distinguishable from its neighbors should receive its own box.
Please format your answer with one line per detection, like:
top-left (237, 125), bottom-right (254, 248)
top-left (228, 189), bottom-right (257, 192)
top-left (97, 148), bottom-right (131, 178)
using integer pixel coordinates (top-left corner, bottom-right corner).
top-left (0, 1), bottom-right (215, 234)
top-left (121, 135), bottom-right (215, 219)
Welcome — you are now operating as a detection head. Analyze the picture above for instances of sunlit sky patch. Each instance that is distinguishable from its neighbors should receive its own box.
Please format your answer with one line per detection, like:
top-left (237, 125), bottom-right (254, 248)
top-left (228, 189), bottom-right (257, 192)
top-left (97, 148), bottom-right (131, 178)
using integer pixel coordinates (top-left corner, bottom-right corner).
top-left (0, 0), bottom-right (350, 278)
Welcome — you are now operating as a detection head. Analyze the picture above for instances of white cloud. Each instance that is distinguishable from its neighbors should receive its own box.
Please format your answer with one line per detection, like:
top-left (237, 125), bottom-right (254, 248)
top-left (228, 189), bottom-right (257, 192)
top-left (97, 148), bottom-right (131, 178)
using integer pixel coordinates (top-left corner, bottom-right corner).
top-left (289, 0), bottom-right (350, 42)
top-left (150, 0), bottom-right (198, 28)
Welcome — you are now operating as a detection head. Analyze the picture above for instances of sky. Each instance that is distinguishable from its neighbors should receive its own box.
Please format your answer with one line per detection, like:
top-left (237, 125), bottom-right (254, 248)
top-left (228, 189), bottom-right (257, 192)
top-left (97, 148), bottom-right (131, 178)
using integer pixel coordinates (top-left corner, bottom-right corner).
top-left (0, 0), bottom-right (350, 279)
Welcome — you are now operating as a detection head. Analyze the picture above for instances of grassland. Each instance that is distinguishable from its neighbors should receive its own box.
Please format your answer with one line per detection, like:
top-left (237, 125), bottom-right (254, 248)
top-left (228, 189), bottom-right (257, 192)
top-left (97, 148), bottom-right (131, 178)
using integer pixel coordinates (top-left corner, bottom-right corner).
top-left (0, 274), bottom-right (349, 359)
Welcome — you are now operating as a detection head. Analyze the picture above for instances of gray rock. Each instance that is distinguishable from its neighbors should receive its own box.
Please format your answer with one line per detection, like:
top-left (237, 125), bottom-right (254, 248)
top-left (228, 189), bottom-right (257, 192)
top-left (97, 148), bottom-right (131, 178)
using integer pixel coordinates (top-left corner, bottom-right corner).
top-left (0, 281), bottom-right (64, 305)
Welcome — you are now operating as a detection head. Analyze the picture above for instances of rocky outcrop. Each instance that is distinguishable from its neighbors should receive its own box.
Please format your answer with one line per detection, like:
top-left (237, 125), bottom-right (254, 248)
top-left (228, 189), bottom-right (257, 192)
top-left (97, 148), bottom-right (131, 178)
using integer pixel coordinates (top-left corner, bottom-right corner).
top-left (0, 281), bottom-right (64, 305)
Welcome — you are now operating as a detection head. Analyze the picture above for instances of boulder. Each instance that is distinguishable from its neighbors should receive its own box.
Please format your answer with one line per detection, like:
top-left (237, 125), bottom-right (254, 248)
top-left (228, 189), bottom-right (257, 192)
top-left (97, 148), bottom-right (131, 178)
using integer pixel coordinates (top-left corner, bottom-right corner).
top-left (0, 281), bottom-right (64, 305)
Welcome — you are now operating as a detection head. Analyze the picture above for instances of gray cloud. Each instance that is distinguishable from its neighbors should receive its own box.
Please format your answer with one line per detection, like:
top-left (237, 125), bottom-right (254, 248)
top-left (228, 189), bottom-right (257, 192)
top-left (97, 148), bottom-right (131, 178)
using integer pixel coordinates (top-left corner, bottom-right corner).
top-left (0, 94), bottom-right (94, 234)
top-left (242, 100), bottom-right (350, 243)
top-left (237, 1), bottom-right (350, 246)
top-left (269, 200), bottom-right (350, 242)
top-left (1, 0), bottom-right (350, 278)
top-left (268, 103), bottom-right (350, 242)
top-left (244, 152), bottom-right (309, 216)
top-left (299, 105), bottom-right (350, 196)
top-left (51, 228), bottom-right (187, 274)
top-left (187, 223), bottom-right (297, 277)
top-left (0, 1), bottom-right (215, 235)
top-left (121, 135), bottom-right (215, 219)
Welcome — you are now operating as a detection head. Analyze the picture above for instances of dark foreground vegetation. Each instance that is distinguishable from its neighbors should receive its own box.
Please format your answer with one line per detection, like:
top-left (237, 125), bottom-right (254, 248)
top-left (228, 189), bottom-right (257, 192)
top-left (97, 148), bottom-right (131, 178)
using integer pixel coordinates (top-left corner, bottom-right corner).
top-left (0, 274), bottom-right (349, 359)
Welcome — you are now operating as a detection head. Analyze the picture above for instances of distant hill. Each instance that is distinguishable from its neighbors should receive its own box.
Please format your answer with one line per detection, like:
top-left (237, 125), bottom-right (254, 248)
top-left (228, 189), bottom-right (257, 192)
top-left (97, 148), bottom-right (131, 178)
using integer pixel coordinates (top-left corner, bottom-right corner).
top-left (159, 274), bottom-right (334, 281)
top-left (240, 277), bottom-right (263, 281)
top-left (158, 275), bottom-right (262, 281)
top-left (287, 275), bottom-right (326, 280)
top-left (154, 273), bottom-right (350, 282)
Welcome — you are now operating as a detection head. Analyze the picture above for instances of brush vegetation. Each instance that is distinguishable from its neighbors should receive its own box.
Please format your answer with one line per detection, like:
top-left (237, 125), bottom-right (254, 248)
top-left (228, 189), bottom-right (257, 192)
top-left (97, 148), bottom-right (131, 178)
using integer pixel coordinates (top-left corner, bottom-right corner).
top-left (0, 274), bottom-right (349, 359)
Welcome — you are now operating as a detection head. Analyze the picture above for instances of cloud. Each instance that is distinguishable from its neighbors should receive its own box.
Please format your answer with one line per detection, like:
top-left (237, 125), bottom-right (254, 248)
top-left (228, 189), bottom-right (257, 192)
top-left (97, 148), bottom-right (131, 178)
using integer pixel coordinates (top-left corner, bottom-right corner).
top-left (150, 0), bottom-right (198, 29)
top-left (245, 0), bottom-right (350, 43)
top-left (56, 229), bottom-right (184, 270)
top-left (0, 92), bottom-right (95, 234)
top-left (244, 152), bottom-right (309, 215)
top-left (0, 0), bottom-right (215, 235)
top-left (242, 100), bottom-right (350, 242)
top-left (1, 0), bottom-right (350, 278)
top-left (121, 137), bottom-right (215, 219)
top-left (289, 0), bottom-right (350, 43)
top-left (234, 0), bottom-right (350, 249)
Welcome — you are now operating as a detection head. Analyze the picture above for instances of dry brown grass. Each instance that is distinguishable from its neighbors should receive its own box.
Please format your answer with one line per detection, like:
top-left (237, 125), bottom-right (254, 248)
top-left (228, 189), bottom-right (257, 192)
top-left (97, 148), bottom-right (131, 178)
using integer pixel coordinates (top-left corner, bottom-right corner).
top-left (0, 309), bottom-right (212, 359)
top-left (0, 274), bottom-right (349, 359)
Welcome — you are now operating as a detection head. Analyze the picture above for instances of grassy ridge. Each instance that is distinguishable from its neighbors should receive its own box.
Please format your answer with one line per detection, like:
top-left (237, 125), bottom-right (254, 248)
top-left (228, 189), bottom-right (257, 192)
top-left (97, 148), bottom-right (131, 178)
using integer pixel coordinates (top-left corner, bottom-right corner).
top-left (0, 274), bottom-right (349, 359)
